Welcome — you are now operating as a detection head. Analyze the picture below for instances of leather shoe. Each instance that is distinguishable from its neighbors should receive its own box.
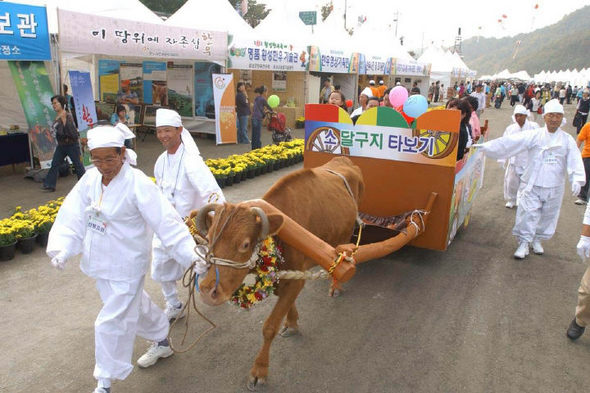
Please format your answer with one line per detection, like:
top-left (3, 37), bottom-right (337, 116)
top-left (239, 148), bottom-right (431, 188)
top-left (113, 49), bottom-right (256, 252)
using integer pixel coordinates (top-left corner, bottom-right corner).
top-left (567, 318), bottom-right (585, 340)
top-left (41, 185), bottom-right (55, 192)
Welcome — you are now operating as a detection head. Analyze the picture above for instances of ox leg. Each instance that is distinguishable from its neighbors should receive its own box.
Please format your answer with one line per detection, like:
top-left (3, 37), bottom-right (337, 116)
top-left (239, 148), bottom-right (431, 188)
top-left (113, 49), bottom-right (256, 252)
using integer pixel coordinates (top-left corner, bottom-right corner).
top-left (279, 303), bottom-right (300, 337)
top-left (247, 279), bottom-right (304, 391)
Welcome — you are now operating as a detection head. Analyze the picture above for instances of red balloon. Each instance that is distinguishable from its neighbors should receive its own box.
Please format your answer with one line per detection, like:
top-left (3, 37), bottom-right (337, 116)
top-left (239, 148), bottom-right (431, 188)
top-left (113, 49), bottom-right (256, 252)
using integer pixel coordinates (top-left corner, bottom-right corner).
top-left (345, 99), bottom-right (353, 108)
top-left (534, 4), bottom-right (539, 9)
top-left (502, 14), bottom-right (507, 18)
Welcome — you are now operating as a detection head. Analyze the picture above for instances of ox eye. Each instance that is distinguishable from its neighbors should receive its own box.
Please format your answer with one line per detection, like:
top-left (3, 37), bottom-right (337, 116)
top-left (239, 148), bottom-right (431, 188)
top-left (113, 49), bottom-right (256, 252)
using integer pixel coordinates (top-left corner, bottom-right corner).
top-left (239, 239), bottom-right (251, 252)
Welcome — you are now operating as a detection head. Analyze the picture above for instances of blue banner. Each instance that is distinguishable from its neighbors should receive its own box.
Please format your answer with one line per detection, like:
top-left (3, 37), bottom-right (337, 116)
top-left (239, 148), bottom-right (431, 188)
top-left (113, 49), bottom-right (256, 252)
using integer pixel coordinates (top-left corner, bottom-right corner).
top-left (0, 2), bottom-right (50, 61)
top-left (194, 62), bottom-right (220, 117)
top-left (69, 71), bottom-right (97, 132)
top-left (142, 61), bottom-right (167, 104)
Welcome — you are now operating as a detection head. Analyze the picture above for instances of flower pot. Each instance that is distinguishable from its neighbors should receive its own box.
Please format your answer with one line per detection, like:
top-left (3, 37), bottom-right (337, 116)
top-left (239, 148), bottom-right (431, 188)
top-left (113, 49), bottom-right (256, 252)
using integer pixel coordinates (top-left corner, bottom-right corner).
top-left (0, 242), bottom-right (17, 261)
top-left (18, 235), bottom-right (37, 254)
top-left (273, 162), bottom-right (280, 171)
top-left (247, 169), bottom-right (256, 179)
top-left (241, 171), bottom-right (247, 181)
top-left (36, 232), bottom-right (49, 247)
top-left (233, 173), bottom-right (241, 184)
top-left (225, 176), bottom-right (234, 186)
top-left (216, 177), bottom-right (225, 188)
top-left (255, 167), bottom-right (262, 176)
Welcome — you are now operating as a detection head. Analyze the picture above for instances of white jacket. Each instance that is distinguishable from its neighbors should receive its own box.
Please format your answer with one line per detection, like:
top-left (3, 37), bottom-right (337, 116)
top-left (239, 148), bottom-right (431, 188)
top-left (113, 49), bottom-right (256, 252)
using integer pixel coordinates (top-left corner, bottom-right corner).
top-left (47, 163), bottom-right (200, 280)
top-left (154, 143), bottom-right (224, 218)
top-left (481, 126), bottom-right (585, 190)
top-left (498, 120), bottom-right (539, 168)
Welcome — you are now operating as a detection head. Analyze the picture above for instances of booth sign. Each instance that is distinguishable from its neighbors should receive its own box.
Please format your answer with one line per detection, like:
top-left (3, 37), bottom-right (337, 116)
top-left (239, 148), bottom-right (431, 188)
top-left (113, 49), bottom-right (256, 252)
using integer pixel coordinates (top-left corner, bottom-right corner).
top-left (0, 2), bottom-right (50, 61)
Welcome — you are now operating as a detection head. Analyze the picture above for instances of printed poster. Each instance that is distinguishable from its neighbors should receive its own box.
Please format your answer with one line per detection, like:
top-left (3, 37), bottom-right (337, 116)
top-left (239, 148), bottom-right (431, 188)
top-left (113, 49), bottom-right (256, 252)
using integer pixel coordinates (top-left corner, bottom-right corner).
top-left (143, 61), bottom-right (167, 105)
top-left (272, 71), bottom-right (287, 91)
top-left (194, 62), bottom-right (220, 118)
top-left (212, 73), bottom-right (237, 145)
top-left (119, 63), bottom-right (143, 104)
top-left (167, 63), bottom-right (193, 117)
top-left (69, 70), bottom-right (97, 167)
top-left (0, 2), bottom-right (51, 61)
top-left (8, 61), bottom-right (56, 168)
top-left (98, 59), bottom-right (120, 103)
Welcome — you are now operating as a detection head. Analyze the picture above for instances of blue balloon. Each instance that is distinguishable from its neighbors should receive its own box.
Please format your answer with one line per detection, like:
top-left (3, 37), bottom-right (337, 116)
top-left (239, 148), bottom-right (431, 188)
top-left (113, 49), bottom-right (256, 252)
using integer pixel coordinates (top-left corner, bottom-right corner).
top-left (403, 95), bottom-right (428, 118)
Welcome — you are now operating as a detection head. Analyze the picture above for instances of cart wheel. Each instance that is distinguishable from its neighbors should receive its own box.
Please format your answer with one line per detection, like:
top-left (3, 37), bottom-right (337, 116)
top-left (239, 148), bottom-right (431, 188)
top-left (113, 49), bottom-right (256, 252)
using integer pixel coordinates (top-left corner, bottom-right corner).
top-left (305, 127), bottom-right (349, 155)
top-left (412, 128), bottom-right (458, 159)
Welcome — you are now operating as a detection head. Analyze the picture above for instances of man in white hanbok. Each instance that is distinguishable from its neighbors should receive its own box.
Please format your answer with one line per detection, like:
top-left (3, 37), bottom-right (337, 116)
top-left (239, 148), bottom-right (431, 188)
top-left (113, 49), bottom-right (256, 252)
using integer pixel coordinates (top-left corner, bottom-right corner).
top-left (498, 105), bottom-right (539, 208)
top-left (46, 125), bottom-right (208, 393)
top-left (568, 203), bottom-right (590, 340)
top-left (152, 108), bottom-right (224, 321)
top-left (475, 99), bottom-right (585, 259)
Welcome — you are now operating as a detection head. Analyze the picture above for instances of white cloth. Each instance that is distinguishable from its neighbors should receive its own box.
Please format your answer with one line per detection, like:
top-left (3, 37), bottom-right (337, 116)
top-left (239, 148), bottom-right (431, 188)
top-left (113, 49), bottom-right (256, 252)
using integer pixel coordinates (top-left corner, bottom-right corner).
top-left (93, 276), bottom-right (168, 381)
top-left (577, 235), bottom-right (590, 259)
top-left (503, 163), bottom-right (522, 204)
top-left (513, 104), bottom-right (529, 116)
top-left (47, 162), bottom-right (202, 280)
top-left (88, 125), bottom-right (137, 166)
top-left (513, 185), bottom-right (564, 242)
top-left (351, 106), bottom-right (364, 118)
top-left (544, 98), bottom-right (564, 114)
top-left (151, 142), bottom-right (224, 283)
top-left (156, 108), bottom-right (201, 155)
top-left (360, 87), bottom-right (373, 98)
top-left (470, 91), bottom-right (486, 113)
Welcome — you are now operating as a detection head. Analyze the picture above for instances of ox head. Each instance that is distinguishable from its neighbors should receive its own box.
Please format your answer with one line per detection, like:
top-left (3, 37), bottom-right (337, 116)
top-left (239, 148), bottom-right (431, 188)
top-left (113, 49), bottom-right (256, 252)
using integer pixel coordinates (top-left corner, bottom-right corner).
top-left (194, 202), bottom-right (284, 306)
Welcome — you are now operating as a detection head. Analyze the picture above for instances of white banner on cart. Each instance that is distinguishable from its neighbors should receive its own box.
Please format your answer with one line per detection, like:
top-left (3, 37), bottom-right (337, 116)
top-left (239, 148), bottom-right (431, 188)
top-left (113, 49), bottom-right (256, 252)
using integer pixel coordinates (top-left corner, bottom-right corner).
top-left (58, 9), bottom-right (227, 61)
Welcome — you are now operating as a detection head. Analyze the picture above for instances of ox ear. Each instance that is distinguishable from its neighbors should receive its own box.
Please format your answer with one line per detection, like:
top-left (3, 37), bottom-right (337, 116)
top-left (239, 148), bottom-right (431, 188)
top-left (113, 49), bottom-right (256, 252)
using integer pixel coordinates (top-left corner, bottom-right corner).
top-left (266, 213), bottom-right (284, 236)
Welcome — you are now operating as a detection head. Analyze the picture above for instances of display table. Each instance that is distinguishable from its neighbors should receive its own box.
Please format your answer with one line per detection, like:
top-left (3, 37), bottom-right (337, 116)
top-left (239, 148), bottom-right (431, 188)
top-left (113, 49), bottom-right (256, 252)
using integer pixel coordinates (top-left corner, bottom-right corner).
top-left (276, 107), bottom-right (304, 129)
top-left (0, 133), bottom-right (30, 167)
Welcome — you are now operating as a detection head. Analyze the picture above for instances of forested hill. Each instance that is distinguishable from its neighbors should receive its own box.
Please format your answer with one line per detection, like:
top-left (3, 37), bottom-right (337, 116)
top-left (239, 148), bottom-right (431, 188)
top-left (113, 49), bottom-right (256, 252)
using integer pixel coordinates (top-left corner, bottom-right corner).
top-left (462, 5), bottom-right (590, 75)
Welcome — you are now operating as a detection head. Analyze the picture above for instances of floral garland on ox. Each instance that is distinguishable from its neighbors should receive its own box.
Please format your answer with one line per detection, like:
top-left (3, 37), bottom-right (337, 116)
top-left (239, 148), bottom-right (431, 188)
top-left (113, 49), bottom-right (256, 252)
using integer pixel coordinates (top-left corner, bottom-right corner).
top-left (231, 236), bottom-right (284, 309)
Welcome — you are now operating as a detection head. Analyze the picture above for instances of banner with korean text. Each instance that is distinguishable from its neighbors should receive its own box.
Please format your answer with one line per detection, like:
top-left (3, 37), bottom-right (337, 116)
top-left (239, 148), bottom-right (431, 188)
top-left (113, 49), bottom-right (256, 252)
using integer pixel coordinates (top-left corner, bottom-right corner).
top-left (307, 46), bottom-right (359, 74)
top-left (58, 9), bottom-right (227, 61)
top-left (212, 73), bottom-right (237, 145)
top-left (0, 2), bottom-right (51, 61)
top-left (8, 61), bottom-right (56, 168)
top-left (228, 36), bottom-right (308, 71)
top-left (69, 70), bottom-right (97, 167)
top-left (391, 58), bottom-right (431, 77)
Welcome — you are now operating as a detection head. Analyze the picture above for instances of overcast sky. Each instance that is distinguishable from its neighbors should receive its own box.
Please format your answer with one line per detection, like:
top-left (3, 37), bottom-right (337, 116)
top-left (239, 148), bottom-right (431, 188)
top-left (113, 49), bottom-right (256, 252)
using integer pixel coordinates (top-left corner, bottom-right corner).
top-left (261, 0), bottom-right (590, 51)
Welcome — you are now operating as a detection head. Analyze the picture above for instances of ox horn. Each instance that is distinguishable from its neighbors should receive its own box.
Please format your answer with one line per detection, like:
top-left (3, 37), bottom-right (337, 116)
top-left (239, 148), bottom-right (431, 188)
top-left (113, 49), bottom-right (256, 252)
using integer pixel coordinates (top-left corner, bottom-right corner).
top-left (195, 203), bottom-right (218, 236)
top-left (251, 207), bottom-right (269, 240)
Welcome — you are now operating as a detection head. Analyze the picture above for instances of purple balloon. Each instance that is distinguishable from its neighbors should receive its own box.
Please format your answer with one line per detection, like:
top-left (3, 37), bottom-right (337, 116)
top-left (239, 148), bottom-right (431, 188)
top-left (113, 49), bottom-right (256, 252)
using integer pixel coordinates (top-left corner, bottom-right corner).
top-left (389, 86), bottom-right (409, 108)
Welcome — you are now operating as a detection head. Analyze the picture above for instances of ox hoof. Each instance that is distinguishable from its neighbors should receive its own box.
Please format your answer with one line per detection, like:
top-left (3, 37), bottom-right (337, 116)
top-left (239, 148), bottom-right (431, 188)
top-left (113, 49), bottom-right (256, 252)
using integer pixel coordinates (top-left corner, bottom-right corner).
top-left (279, 326), bottom-right (300, 338)
top-left (328, 288), bottom-right (342, 297)
top-left (247, 375), bottom-right (266, 391)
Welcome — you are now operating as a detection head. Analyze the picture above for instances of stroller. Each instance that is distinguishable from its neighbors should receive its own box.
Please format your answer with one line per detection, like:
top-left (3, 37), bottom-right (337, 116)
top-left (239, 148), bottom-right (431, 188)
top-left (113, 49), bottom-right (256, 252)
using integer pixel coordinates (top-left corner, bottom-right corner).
top-left (267, 111), bottom-right (293, 144)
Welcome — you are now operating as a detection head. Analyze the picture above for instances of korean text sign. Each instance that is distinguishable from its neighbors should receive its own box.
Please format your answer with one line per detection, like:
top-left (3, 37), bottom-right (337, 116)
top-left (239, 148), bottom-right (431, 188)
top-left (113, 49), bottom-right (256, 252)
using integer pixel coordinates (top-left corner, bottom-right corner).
top-left (0, 2), bottom-right (50, 61)
top-left (58, 9), bottom-right (227, 61)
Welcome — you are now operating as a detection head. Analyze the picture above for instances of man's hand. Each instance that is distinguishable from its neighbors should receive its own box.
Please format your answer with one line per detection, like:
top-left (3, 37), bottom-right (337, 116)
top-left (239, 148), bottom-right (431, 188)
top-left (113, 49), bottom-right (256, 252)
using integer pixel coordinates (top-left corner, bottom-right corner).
top-left (572, 182), bottom-right (583, 197)
top-left (50, 252), bottom-right (68, 271)
top-left (577, 235), bottom-right (590, 260)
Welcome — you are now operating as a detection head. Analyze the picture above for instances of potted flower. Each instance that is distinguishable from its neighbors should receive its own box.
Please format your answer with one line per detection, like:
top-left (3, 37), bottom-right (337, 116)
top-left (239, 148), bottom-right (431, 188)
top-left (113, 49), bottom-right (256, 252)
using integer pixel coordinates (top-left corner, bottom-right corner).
top-left (0, 221), bottom-right (17, 261)
top-left (295, 116), bottom-right (305, 129)
top-left (14, 219), bottom-right (36, 254)
top-left (35, 216), bottom-right (53, 247)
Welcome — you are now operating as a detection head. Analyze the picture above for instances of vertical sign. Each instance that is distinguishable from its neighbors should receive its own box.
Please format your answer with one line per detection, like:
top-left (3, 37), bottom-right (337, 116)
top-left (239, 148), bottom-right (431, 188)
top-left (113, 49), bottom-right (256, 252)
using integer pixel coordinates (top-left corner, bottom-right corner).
top-left (167, 63), bottom-right (193, 117)
top-left (68, 71), bottom-right (97, 167)
top-left (212, 73), bottom-right (237, 145)
top-left (8, 61), bottom-right (56, 168)
top-left (142, 61), bottom-right (167, 104)
top-left (98, 59), bottom-right (120, 103)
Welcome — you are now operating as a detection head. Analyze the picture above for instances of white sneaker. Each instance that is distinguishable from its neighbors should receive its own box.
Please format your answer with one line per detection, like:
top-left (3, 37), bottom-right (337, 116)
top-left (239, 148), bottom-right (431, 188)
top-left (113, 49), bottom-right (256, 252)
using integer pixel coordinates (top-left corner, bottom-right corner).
top-left (532, 240), bottom-right (544, 255)
top-left (505, 201), bottom-right (515, 208)
top-left (514, 242), bottom-right (529, 259)
top-left (575, 199), bottom-right (587, 205)
top-left (137, 342), bottom-right (174, 368)
top-left (93, 388), bottom-right (109, 393)
top-left (165, 303), bottom-right (185, 321)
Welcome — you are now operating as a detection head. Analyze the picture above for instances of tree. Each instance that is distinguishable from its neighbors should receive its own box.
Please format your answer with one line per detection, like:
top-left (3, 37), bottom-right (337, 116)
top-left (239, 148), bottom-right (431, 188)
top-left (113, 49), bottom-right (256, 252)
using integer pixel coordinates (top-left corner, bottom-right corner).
top-left (229, 0), bottom-right (270, 28)
top-left (139, 0), bottom-right (186, 15)
top-left (321, 1), bottom-right (334, 21)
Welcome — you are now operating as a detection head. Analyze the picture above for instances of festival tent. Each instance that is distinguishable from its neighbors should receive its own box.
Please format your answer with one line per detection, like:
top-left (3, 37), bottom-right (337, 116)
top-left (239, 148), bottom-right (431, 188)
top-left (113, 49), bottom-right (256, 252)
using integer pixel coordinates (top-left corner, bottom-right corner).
top-left (511, 70), bottom-right (532, 82)
top-left (417, 46), bottom-right (456, 88)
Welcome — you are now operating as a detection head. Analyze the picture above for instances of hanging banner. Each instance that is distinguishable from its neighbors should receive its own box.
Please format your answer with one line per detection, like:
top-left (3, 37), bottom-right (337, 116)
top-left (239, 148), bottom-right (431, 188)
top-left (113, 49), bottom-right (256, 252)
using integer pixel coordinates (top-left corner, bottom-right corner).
top-left (392, 58), bottom-right (431, 77)
top-left (143, 61), bottom-right (167, 105)
top-left (194, 62), bottom-right (220, 117)
top-left (362, 55), bottom-right (390, 75)
top-left (167, 63), bottom-right (193, 117)
top-left (307, 46), bottom-right (359, 74)
top-left (228, 36), bottom-right (308, 71)
top-left (98, 59), bottom-right (120, 103)
top-left (212, 73), bottom-right (237, 145)
top-left (58, 9), bottom-right (227, 61)
top-left (68, 70), bottom-right (97, 167)
top-left (0, 2), bottom-right (51, 61)
top-left (8, 61), bottom-right (56, 168)
top-left (119, 63), bottom-right (142, 104)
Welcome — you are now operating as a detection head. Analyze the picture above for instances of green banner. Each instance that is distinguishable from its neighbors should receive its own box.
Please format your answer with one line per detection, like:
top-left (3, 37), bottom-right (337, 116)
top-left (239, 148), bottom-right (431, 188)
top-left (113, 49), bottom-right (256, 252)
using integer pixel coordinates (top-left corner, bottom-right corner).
top-left (8, 61), bottom-right (56, 168)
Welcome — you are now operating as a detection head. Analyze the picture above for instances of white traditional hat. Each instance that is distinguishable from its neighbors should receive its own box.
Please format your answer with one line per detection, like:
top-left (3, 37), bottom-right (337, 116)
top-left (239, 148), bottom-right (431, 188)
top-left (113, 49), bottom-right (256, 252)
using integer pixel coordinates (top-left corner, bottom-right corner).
top-left (87, 125), bottom-right (137, 165)
top-left (543, 99), bottom-right (564, 114)
top-left (369, 80), bottom-right (376, 85)
top-left (155, 108), bottom-right (200, 155)
top-left (513, 105), bottom-right (529, 116)
top-left (360, 87), bottom-right (373, 97)
top-left (379, 80), bottom-right (384, 85)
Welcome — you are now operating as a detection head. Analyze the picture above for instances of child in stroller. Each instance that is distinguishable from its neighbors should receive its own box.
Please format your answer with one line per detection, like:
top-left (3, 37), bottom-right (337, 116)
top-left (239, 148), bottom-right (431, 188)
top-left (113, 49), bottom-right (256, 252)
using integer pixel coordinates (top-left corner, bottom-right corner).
top-left (267, 111), bottom-right (293, 144)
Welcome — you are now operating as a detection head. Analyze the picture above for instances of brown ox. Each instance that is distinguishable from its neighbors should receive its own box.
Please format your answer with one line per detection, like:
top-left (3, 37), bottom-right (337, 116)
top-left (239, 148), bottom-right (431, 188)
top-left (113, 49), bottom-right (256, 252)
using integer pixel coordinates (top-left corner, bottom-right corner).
top-left (194, 156), bottom-right (363, 390)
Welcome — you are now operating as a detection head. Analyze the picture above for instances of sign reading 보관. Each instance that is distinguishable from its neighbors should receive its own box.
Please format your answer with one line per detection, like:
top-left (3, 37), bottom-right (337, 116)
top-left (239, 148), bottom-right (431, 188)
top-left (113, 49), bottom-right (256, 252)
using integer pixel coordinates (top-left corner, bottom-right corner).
top-left (58, 9), bottom-right (226, 61)
top-left (228, 37), bottom-right (308, 71)
top-left (304, 105), bottom-right (460, 168)
top-left (0, 2), bottom-right (51, 61)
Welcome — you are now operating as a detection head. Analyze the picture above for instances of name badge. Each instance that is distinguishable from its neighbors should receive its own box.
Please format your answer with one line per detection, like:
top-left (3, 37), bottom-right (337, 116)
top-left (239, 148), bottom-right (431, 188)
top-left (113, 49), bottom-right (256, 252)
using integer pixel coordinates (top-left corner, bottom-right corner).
top-left (88, 214), bottom-right (107, 235)
top-left (543, 152), bottom-right (558, 165)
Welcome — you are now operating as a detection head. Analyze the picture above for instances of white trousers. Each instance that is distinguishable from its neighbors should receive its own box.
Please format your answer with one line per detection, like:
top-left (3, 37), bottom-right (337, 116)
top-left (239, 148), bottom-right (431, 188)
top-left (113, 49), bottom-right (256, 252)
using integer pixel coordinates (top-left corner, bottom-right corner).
top-left (151, 235), bottom-right (185, 305)
top-left (503, 164), bottom-right (524, 203)
top-left (512, 185), bottom-right (564, 243)
top-left (94, 276), bottom-right (169, 381)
